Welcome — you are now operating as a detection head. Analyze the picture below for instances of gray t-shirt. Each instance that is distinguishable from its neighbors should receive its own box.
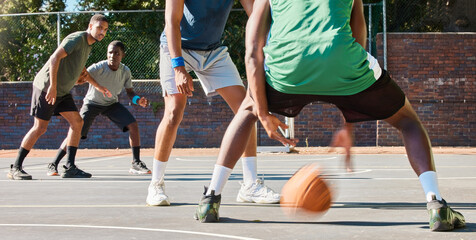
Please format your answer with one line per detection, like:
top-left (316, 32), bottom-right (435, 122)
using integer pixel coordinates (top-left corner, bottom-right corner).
top-left (33, 31), bottom-right (91, 97)
top-left (83, 60), bottom-right (133, 106)
top-left (159, 0), bottom-right (234, 51)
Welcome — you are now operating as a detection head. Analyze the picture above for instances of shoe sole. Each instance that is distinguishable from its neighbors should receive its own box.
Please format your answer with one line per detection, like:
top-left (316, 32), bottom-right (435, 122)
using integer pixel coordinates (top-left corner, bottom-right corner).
top-left (194, 212), bottom-right (219, 223)
top-left (146, 200), bottom-right (171, 206)
top-left (236, 195), bottom-right (280, 204)
top-left (129, 169), bottom-right (151, 175)
top-left (61, 174), bottom-right (92, 178)
top-left (47, 172), bottom-right (58, 176)
top-left (7, 173), bottom-right (32, 180)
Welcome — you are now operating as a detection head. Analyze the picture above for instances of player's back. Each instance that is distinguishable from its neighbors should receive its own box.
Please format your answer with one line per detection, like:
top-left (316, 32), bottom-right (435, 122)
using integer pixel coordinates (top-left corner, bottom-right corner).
top-left (264, 0), bottom-right (379, 96)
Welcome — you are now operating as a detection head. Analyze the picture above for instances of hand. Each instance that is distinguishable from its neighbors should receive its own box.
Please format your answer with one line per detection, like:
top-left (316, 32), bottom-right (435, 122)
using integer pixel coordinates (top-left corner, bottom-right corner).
top-left (45, 86), bottom-right (57, 105)
top-left (259, 113), bottom-right (299, 147)
top-left (138, 97), bottom-right (149, 108)
top-left (174, 67), bottom-right (194, 96)
top-left (76, 68), bottom-right (89, 85)
top-left (329, 126), bottom-right (354, 172)
top-left (97, 86), bottom-right (112, 98)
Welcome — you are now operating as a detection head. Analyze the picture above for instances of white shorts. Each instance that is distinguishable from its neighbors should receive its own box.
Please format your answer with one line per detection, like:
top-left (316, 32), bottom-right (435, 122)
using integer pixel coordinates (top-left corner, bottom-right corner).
top-left (159, 44), bottom-right (244, 97)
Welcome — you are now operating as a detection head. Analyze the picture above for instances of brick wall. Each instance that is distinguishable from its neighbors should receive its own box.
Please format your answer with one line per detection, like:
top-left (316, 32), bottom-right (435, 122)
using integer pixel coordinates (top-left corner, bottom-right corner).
top-left (1, 33), bottom-right (475, 149)
top-left (376, 33), bottom-right (476, 146)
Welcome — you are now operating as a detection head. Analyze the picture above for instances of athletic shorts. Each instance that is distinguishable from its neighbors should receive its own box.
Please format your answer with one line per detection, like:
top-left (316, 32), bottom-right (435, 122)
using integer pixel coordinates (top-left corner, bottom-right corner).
top-left (159, 44), bottom-right (244, 97)
top-left (265, 70), bottom-right (406, 123)
top-left (30, 86), bottom-right (78, 121)
top-left (80, 102), bottom-right (136, 139)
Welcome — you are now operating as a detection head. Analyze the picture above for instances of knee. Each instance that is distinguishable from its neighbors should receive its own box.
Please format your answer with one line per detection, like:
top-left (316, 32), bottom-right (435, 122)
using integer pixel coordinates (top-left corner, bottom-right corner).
top-left (32, 125), bottom-right (48, 136)
top-left (162, 108), bottom-right (184, 128)
top-left (71, 118), bottom-right (84, 132)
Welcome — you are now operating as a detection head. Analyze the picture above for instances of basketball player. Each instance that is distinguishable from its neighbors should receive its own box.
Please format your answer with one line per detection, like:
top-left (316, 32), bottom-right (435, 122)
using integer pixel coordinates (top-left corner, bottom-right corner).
top-left (7, 14), bottom-right (108, 180)
top-left (194, 0), bottom-right (465, 232)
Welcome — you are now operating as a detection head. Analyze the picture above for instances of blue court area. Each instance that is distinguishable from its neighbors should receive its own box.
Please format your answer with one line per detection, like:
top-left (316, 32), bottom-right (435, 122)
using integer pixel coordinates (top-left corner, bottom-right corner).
top-left (0, 152), bottom-right (475, 239)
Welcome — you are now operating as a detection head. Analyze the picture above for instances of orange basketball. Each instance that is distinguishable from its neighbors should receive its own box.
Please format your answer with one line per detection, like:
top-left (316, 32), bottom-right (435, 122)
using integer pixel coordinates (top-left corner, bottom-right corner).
top-left (280, 163), bottom-right (332, 218)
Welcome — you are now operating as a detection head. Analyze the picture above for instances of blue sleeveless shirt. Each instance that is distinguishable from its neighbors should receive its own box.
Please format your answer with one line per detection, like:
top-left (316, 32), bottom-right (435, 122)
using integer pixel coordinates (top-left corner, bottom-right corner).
top-left (160, 0), bottom-right (234, 51)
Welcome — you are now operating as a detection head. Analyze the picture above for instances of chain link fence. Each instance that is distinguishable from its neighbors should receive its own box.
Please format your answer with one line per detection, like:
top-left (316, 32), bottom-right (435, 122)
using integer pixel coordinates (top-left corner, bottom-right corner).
top-left (1, 4), bottom-right (384, 83)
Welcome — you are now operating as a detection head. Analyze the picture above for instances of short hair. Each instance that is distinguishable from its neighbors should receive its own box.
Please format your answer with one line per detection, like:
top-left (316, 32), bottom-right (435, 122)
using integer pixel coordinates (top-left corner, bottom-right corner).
top-left (109, 40), bottom-right (126, 53)
top-left (89, 14), bottom-right (108, 25)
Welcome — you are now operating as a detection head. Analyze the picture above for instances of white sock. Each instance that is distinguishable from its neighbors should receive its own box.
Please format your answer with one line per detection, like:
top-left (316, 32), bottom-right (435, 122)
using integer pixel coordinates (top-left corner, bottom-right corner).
top-left (419, 171), bottom-right (442, 202)
top-left (241, 156), bottom-right (258, 185)
top-left (207, 164), bottom-right (233, 195)
top-left (151, 159), bottom-right (167, 183)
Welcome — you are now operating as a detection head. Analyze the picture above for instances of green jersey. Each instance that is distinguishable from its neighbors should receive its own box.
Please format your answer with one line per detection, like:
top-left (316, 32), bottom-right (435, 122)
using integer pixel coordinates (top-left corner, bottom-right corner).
top-left (263, 0), bottom-right (381, 96)
top-left (33, 31), bottom-right (92, 97)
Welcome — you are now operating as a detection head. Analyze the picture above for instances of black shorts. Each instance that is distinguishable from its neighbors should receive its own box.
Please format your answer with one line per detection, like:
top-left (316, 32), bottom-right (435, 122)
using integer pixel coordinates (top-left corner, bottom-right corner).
top-left (30, 87), bottom-right (78, 121)
top-left (80, 102), bottom-right (136, 139)
top-left (266, 70), bottom-right (406, 123)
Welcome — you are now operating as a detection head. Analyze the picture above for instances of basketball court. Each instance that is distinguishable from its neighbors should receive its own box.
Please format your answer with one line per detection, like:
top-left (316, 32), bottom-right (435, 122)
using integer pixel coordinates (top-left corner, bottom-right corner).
top-left (0, 148), bottom-right (474, 239)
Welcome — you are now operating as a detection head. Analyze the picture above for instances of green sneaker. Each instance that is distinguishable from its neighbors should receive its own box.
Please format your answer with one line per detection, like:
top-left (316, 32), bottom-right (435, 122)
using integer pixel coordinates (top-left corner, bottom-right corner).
top-left (194, 187), bottom-right (221, 223)
top-left (427, 196), bottom-right (465, 231)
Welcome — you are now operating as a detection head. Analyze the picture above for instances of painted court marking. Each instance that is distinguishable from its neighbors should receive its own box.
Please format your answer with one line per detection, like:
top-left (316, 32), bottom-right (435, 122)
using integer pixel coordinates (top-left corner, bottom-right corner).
top-left (0, 224), bottom-right (262, 240)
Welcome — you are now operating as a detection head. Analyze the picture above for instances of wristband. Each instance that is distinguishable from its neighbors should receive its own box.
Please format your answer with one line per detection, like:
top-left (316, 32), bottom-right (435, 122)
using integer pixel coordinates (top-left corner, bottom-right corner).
top-left (171, 56), bottom-right (185, 68)
top-left (132, 95), bottom-right (140, 105)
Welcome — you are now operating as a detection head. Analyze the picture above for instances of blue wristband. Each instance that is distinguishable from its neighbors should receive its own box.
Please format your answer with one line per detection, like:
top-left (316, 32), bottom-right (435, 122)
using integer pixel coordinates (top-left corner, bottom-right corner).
top-left (171, 56), bottom-right (185, 68)
top-left (132, 95), bottom-right (140, 105)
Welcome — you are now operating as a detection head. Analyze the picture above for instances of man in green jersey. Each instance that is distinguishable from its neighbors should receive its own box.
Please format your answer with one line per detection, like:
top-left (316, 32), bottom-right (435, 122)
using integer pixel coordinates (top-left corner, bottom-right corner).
top-left (194, 0), bottom-right (465, 232)
top-left (7, 14), bottom-right (109, 180)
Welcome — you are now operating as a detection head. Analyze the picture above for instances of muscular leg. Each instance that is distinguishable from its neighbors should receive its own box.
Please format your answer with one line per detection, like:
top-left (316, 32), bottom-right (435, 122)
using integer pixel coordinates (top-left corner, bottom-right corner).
top-left (216, 94), bottom-right (258, 169)
top-left (216, 86), bottom-right (257, 158)
top-left (20, 117), bottom-right (50, 150)
top-left (128, 121), bottom-right (140, 147)
top-left (153, 93), bottom-right (187, 162)
top-left (60, 111), bottom-right (84, 168)
top-left (384, 98), bottom-right (435, 176)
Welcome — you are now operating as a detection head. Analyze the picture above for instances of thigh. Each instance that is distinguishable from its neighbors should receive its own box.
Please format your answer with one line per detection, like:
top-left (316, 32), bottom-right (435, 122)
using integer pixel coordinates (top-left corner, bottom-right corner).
top-left (53, 94), bottom-right (78, 116)
top-left (103, 103), bottom-right (136, 132)
top-left (30, 87), bottom-right (57, 121)
top-left (193, 46), bottom-right (244, 97)
top-left (79, 104), bottom-right (104, 139)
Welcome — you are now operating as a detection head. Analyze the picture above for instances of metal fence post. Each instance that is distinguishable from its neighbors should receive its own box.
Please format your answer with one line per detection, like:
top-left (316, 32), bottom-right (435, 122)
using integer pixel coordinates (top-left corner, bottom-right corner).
top-left (57, 13), bottom-right (60, 46)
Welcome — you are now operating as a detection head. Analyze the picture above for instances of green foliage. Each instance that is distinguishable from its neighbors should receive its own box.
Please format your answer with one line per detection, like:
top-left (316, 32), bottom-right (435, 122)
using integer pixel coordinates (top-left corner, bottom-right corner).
top-left (387, 0), bottom-right (450, 32)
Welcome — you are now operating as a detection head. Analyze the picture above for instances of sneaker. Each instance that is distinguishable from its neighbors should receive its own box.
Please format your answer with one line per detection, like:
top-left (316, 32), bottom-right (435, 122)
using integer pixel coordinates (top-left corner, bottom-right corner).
top-left (7, 164), bottom-right (32, 180)
top-left (427, 195), bottom-right (465, 231)
top-left (236, 179), bottom-right (280, 204)
top-left (129, 161), bottom-right (151, 175)
top-left (47, 163), bottom-right (58, 176)
top-left (61, 165), bottom-right (92, 178)
top-left (146, 180), bottom-right (170, 206)
top-left (194, 187), bottom-right (221, 223)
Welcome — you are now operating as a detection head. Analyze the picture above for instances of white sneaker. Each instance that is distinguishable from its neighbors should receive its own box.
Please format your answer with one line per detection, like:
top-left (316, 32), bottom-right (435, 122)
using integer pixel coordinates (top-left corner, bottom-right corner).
top-left (236, 179), bottom-right (280, 204)
top-left (146, 180), bottom-right (171, 206)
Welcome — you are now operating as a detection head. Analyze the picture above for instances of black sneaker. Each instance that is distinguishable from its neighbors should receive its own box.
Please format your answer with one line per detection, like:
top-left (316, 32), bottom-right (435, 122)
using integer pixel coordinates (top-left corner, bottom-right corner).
top-left (129, 160), bottom-right (151, 175)
top-left (61, 165), bottom-right (92, 178)
top-left (7, 164), bottom-right (32, 180)
top-left (427, 195), bottom-right (465, 231)
top-left (194, 187), bottom-right (221, 222)
top-left (47, 163), bottom-right (58, 176)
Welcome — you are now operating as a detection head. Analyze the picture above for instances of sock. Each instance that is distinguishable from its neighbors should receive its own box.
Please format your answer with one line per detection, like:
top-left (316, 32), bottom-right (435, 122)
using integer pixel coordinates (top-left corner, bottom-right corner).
top-left (132, 146), bottom-right (141, 163)
top-left (65, 146), bottom-right (78, 168)
top-left (207, 164), bottom-right (233, 195)
top-left (53, 148), bottom-right (67, 166)
top-left (13, 147), bottom-right (30, 169)
top-left (419, 171), bottom-right (443, 202)
top-left (151, 159), bottom-right (167, 183)
top-left (241, 156), bottom-right (258, 185)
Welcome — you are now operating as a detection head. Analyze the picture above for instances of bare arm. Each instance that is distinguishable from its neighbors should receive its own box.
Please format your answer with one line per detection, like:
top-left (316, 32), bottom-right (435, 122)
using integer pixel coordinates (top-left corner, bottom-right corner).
top-left (46, 47), bottom-right (68, 105)
top-left (240, 0), bottom-right (255, 17)
top-left (350, 0), bottom-right (367, 49)
top-left (245, 0), bottom-right (297, 146)
top-left (164, 0), bottom-right (194, 96)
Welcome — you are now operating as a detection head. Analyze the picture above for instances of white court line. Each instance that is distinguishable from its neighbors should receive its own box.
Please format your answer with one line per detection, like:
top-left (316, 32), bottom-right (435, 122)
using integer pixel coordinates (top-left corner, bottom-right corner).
top-left (174, 157), bottom-right (338, 162)
top-left (25, 156), bottom-right (124, 170)
top-left (0, 224), bottom-right (262, 240)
